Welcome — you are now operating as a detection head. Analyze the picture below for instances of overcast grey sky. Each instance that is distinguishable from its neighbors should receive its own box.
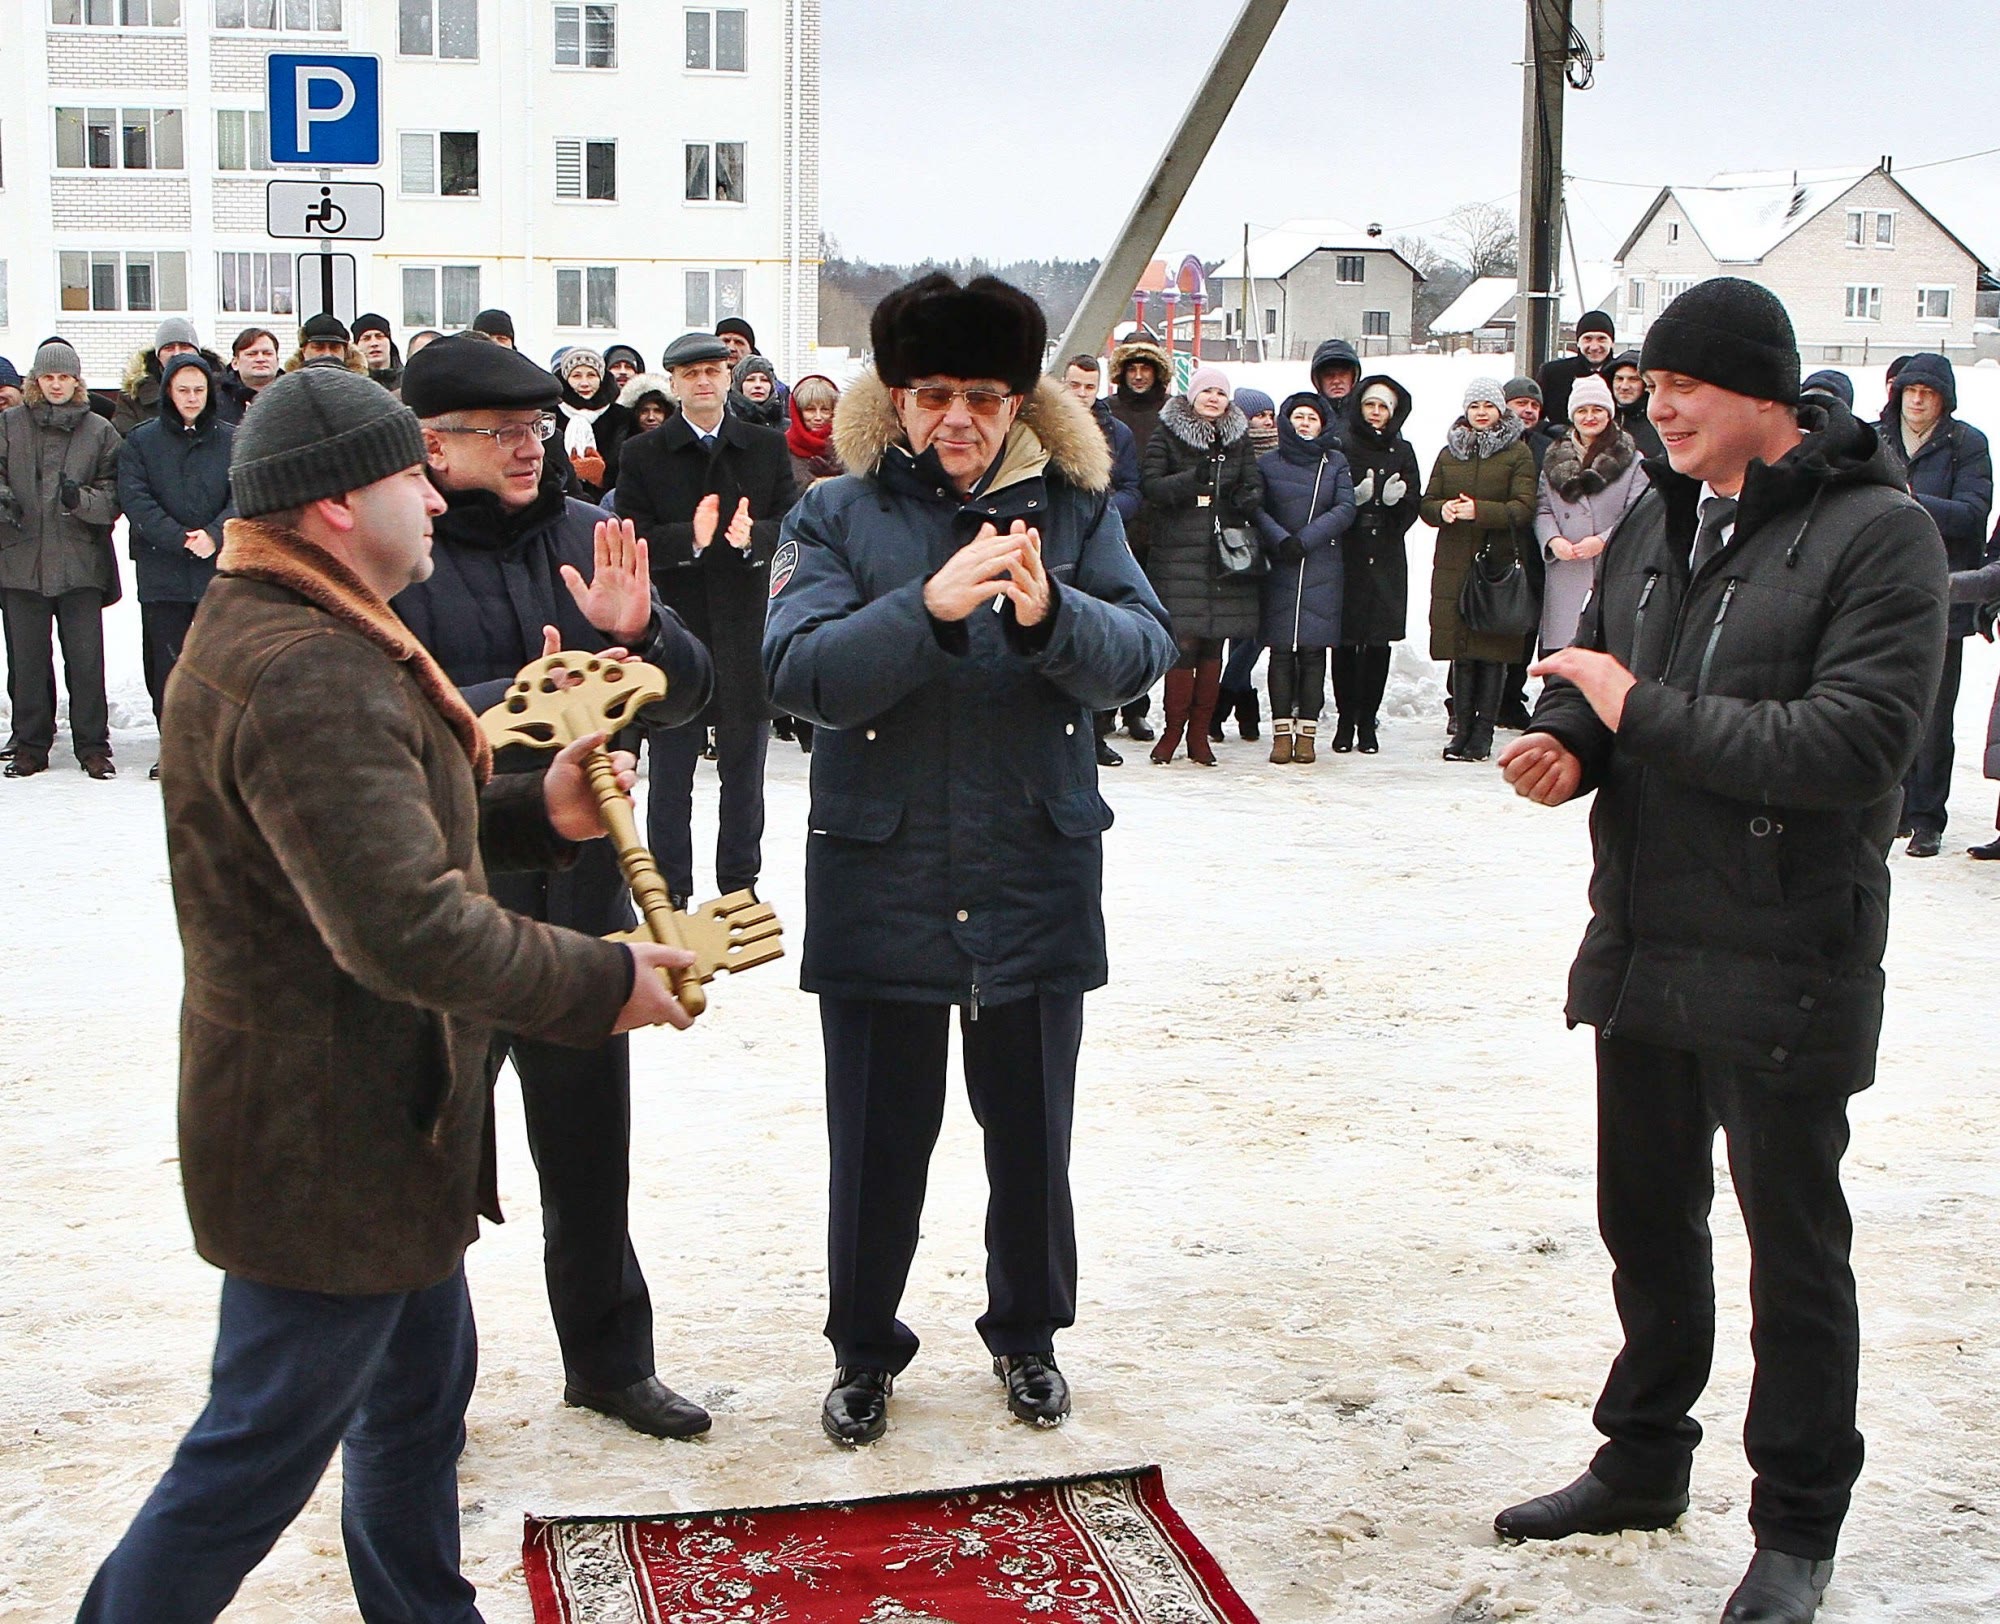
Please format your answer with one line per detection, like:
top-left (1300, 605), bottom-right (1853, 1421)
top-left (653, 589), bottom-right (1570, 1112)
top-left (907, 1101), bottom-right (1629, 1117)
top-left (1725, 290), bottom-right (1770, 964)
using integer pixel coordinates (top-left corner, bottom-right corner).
top-left (820, 0), bottom-right (1999, 269)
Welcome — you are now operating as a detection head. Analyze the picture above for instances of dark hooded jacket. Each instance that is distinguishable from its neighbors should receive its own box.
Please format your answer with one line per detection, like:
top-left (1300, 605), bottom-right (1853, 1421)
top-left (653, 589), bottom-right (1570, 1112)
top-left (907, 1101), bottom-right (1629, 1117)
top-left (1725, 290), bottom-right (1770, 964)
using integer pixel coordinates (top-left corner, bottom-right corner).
top-left (116, 353), bottom-right (234, 604)
top-left (1253, 392), bottom-right (1356, 649)
top-left (1340, 375), bottom-right (1421, 645)
top-left (1138, 394), bottom-right (1266, 642)
top-left (1309, 338), bottom-right (1362, 442)
top-left (1091, 397), bottom-right (1141, 525)
top-left (1108, 338), bottom-right (1171, 558)
top-left (113, 345), bottom-right (230, 438)
top-left (763, 372), bottom-right (1174, 1008)
top-left (1528, 398), bottom-right (1949, 1091)
top-left (1882, 353), bottom-right (1992, 638)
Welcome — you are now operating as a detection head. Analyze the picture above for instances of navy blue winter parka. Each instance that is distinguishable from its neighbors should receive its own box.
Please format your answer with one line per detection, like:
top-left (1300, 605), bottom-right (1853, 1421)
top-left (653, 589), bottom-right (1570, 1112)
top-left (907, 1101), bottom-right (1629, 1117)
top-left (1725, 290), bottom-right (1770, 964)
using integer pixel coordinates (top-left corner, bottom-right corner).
top-left (1254, 392), bottom-right (1356, 649)
top-left (1883, 353), bottom-right (1992, 638)
top-left (117, 353), bottom-right (234, 605)
top-left (764, 374), bottom-right (1176, 1009)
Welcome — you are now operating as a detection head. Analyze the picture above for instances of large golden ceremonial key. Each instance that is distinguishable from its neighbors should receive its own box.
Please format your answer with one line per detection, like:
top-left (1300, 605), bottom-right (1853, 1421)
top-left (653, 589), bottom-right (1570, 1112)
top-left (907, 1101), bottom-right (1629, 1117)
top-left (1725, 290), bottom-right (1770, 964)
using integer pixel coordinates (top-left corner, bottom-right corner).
top-left (479, 653), bottom-right (783, 1018)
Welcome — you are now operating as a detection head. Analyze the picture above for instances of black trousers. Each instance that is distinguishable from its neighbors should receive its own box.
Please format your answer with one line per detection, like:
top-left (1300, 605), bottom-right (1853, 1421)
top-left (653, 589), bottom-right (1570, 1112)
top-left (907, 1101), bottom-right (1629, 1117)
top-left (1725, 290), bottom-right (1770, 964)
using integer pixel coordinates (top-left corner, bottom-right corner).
top-left (820, 993), bottom-right (1084, 1373)
top-left (1267, 647), bottom-right (1328, 722)
top-left (2, 600), bottom-right (55, 749)
top-left (501, 1031), bottom-right (655, 1392)
top-left (141, 600), bottom-right (200, 726)
top-left (2, 587), bottom-right (108, 758)
top-left (645, 716), bottom-right (768, 898)
top-left (1330, 644), bottom-right (1392, 725)
top-left (79, 1266), bottom-right (481, 1624)
top-left (1590, 1034), bottom-right (1862, 1560)
top-left (1900, 633), bottom-right (1964, 836)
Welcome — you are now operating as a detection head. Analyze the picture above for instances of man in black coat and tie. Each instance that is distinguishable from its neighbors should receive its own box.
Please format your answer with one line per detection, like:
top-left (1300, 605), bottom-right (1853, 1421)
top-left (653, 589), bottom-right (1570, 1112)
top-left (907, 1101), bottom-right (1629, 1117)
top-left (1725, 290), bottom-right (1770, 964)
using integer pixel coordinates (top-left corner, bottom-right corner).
top-left (393, 335), bottom-right (718, 1441)
top-left (614, 331), bottom-right (798, 905)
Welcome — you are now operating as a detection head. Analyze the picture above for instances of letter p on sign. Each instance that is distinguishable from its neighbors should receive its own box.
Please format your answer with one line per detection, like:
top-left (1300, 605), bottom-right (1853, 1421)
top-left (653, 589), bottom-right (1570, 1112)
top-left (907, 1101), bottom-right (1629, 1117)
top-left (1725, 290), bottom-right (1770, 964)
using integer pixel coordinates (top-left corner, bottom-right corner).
top-left (266, 53), bottom-right (381, 168)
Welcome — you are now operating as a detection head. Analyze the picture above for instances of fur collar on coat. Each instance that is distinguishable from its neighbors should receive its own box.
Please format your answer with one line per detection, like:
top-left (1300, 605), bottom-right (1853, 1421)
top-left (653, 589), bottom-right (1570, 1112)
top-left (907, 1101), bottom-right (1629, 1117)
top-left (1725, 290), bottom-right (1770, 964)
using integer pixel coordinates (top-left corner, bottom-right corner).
top-left (1544, 429), bottom-right (1639, 503)
top-left (218, 518), bottom-right (494, 783)
top-left (1159, 392), bottom-right (1248, 451)
top-left (832, 370), bottom-right (1112, 493)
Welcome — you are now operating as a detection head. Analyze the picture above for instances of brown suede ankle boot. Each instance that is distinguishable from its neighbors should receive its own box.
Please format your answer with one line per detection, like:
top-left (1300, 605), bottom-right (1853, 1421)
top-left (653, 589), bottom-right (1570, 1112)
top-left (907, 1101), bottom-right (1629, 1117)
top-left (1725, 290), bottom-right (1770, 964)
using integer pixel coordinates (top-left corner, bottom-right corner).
top-left (1292, 721), bottom-right (1318, 763)
top-left (1269, 719), bottom-right (1294, 764)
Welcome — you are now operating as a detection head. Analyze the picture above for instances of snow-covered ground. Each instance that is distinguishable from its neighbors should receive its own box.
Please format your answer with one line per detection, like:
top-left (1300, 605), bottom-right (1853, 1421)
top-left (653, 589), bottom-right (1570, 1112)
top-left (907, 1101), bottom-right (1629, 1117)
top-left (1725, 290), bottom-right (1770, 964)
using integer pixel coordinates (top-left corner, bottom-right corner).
top-left (4, 356), bottom-right (2000, 1621)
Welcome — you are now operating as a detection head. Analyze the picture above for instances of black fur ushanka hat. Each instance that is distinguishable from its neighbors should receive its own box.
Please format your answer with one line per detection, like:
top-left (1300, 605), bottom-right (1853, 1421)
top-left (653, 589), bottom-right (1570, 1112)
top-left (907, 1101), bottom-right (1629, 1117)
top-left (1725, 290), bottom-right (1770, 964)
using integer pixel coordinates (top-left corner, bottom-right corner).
top-left (870, 273), bottom-right (1047, 395)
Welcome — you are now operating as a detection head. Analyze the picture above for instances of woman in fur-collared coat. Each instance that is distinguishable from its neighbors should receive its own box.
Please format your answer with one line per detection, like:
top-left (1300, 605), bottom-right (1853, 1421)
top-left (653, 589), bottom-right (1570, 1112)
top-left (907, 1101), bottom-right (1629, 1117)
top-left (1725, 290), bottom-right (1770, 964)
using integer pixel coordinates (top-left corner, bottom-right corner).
top-left (1533, 373), bottom-right (1646, 653)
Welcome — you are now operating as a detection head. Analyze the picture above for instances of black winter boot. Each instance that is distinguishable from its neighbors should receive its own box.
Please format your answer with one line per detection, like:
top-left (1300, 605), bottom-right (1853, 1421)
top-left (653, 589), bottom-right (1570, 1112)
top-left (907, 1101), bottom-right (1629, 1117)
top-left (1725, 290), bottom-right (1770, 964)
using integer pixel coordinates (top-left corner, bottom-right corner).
top-left (1235, 689), bottom-right (1261, 741)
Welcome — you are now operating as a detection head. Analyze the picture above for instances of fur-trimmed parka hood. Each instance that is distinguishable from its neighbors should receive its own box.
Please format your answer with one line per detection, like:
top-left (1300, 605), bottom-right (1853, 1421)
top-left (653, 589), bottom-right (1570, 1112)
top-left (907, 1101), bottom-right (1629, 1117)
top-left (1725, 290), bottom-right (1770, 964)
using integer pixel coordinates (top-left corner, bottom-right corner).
top-left (618, 371), bottom-right (677, 413)
top-left (831, 371), bottom-right (1112, 493)
top-left (1110, 339), bottom-right (1171, 402)
top-left (1159, 391), bottom-right (1248, 451)
top-left (124, 345), bottom-right (228, 399)
top-left (283, 343), bottom-right (371, 377)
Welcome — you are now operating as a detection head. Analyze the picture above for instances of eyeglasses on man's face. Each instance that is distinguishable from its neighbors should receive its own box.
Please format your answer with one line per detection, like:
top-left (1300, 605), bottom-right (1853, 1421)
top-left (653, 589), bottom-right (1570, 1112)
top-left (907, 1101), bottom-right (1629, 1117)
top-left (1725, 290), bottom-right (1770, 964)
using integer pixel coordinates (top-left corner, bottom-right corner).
top-left (436, 416), bottom-right (557, 451)
top-left (905, 384), bottom-right (1016, 418)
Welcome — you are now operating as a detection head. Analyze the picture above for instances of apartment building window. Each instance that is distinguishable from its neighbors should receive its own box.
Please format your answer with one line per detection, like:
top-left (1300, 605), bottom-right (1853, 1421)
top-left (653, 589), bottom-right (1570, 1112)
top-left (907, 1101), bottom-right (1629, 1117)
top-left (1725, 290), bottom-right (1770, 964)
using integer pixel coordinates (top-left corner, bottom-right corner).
top-left (400, 131), bottom-right (480, 196)
top-left (556, 266), bottom-right (617, 329)
top-left (1335, 255), bottom-right (1365, 284)
top-left (685, 8), bottom-right (746, 71)
top-left (53, 0), bottom-right (184, 23)
top-left (684, 141), bottom-right (745, 204)
top-left (1361, 310), bottom-right (1391, 338)
top-left (401, 264), bottom-right (481, 329)
top-left (59, 249), bottom-right (188, 312)
top-left (216, 109), bottom-right (274, 171)
top-left (554, 138), bottom-right (615, 201)
top-left (1846, 208), bottom-right (1896, 248)
top-left (214, 0), bottom-right (342, 27)
top-left (218, 250), bottom-right (294, 314)
top-left (56, 107), bottom-right (184, 170)
top-left (1916, 286), bottom-right (1953, 322)
top-left (554, 3), bottom-right (616, 67)
top-left (400, 0), bottom-right (476, 58)
top-left (683, 267), bottom-right (744, 329)
top-left (1842, 284), bottom-right (1882, 322)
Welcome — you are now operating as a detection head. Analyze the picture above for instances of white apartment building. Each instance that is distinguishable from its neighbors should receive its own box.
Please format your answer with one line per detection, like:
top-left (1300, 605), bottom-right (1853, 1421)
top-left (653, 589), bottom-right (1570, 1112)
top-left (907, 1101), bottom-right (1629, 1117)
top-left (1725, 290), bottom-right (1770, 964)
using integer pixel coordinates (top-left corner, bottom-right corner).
top-left (0, 0), bottom-right (821, 387)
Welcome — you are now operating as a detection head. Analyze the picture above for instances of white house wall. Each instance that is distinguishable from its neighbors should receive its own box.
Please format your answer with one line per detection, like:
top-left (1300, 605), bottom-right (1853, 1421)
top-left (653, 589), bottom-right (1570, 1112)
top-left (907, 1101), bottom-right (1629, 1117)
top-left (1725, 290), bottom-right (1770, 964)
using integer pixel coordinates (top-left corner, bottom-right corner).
top-left (0, 0), bottom-right (820, 386)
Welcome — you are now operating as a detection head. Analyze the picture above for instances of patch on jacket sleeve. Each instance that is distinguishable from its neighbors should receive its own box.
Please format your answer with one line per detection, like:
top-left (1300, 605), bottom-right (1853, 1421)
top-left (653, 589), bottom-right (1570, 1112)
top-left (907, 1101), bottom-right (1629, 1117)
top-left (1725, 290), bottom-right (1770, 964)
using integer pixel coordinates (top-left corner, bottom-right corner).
top-left (769, 538), bottom-right (799, 598)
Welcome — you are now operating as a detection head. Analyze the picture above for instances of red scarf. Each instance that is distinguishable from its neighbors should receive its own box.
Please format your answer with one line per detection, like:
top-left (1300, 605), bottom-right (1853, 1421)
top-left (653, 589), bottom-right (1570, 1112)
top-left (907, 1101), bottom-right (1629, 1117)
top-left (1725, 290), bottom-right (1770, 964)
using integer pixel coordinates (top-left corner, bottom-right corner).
top-left (786, 376), bottom-right (839, 470)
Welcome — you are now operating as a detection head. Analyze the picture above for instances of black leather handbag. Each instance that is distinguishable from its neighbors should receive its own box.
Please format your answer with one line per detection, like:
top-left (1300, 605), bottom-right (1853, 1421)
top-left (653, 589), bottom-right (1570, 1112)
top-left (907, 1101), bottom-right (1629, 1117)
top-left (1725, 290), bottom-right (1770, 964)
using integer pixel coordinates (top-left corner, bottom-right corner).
top-left (1458, 534), bottom-right (1539, 638)
top-left (1214, 516), bottom-right (1268, 577)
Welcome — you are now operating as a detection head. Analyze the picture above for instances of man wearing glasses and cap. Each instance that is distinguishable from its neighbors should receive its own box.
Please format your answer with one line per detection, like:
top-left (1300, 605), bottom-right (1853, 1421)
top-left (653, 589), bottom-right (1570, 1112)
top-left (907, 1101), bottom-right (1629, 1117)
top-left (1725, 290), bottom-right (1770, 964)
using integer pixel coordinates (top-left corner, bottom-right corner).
top-left (392, 334), bottom-right (718, 1441)
top-left (765, 275), bottom-right (1174, 1445)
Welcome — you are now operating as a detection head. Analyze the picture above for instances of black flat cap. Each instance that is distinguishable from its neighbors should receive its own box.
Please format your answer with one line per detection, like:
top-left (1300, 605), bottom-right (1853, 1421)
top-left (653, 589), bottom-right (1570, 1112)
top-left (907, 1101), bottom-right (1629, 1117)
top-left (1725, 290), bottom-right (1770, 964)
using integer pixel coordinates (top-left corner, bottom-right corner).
top-left (301, 312), bottom-right (351, 343)
top-left (400, 333), bottom-right (562, 417)
top-left (661, 332), bottom-right (735, 369)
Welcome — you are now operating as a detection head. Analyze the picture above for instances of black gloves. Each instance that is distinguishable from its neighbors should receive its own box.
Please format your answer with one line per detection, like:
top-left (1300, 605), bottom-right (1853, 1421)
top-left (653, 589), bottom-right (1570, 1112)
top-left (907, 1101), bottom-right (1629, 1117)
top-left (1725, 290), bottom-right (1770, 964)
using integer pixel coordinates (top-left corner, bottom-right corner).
top-left (1278, 536), bottom-right (1306, 563)
top-left (0, 492), bottom-right (22, 527)
top-left (58, 478), bottom-right (82, 512)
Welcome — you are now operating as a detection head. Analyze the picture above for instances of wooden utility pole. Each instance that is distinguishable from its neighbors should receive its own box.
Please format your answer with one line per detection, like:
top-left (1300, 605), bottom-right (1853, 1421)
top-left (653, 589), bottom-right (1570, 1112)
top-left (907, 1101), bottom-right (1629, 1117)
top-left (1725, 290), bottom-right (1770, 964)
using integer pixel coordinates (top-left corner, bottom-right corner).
top-left (1051, 0), bottom-right (1291, 369)
top-left (1515, 0), bottom-right (1573, 380)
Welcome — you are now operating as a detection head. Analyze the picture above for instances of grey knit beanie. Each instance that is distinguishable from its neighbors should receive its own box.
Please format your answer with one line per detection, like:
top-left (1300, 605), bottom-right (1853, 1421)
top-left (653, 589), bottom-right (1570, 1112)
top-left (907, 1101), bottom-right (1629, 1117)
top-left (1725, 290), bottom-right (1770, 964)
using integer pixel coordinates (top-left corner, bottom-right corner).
top-left (154, 316), bottom-right (200, 352)
top-left (231, 366), bottom-right (426, 517)
top-left (32, 341), bottom-right (82, 379)
top-left (1463, 377), bottom-right (1508, 410)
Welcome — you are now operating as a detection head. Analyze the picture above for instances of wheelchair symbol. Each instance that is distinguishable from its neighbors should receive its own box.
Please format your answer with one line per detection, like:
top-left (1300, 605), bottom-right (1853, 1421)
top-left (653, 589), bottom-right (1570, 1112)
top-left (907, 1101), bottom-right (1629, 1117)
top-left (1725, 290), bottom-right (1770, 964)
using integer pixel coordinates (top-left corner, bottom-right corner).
top-left (304, 186), bottom-right (348, 235)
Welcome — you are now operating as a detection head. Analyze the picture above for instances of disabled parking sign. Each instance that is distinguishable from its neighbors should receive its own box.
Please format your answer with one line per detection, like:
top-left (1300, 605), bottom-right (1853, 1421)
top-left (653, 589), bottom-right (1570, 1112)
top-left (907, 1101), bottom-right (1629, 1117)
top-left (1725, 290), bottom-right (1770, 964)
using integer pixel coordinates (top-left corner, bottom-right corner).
top-left (266, 53), bottom-right (381, 168)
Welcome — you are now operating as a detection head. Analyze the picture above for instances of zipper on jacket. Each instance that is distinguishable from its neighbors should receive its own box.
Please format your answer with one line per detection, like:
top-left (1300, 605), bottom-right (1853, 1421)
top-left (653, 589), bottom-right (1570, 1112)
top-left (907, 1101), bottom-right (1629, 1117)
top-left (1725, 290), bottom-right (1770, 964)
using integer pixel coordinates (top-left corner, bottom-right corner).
top-left (1294, 456), bottom-right (1328, 652)
top-left (969, 983), bottom-right (980, 1022)
top-left (1630, 572), bottom-right (1661, 674)
top-left (1695, 579), bottom-right (1739, 695)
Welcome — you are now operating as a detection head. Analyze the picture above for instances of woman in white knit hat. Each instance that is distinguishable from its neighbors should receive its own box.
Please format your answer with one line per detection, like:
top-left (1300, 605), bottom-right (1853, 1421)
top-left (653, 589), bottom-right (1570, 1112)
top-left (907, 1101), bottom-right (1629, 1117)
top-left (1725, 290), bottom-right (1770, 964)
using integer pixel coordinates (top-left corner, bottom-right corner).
top-left (1533, 372), bottom-right (1646, 653)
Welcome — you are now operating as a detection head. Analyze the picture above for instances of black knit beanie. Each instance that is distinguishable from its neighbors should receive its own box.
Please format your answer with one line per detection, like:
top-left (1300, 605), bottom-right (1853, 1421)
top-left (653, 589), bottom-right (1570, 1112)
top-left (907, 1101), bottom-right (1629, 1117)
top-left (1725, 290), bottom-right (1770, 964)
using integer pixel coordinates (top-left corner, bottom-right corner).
top-left (1639, 277), bottom-right (1799, 405)
top-left (231, 367), bottom-right (426, 517)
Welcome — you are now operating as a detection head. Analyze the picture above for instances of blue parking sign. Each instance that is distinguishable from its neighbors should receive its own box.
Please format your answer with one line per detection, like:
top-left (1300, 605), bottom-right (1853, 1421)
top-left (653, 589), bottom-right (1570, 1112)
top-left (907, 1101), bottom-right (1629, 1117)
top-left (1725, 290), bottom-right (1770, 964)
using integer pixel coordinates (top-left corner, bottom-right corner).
top-left (267, 53), bottom-right (381, 168)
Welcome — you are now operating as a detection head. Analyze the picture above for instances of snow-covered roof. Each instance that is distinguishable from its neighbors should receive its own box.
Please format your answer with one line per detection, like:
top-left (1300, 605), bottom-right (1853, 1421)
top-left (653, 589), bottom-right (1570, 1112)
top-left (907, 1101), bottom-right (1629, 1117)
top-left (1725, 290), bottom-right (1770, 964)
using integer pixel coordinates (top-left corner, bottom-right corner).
top-left (1431, 267), bottom-right (1621, 336)
top-left (1431, 277), bottom-right (1517, 335)
top-left (1210, 217), bottom-right (1413, 282)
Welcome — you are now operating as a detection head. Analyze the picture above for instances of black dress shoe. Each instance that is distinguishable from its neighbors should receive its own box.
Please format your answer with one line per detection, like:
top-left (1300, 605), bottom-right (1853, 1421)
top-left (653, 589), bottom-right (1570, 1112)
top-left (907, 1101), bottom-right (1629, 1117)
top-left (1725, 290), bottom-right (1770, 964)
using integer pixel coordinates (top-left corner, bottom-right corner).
top-left (1906, 829), bottom-right (1942, 858)
top-left (1330, 719), bottom-right (1356, 753)
top-left (1095, 738), bottom-right (1123, 768)
top-left (1721, 1550), bottom-right (1834, 1622)
top-left (994, 1352), bottom-right (1070, 1427)
top-left (1125, 717), bottom-right (1156, 742)
top-left (564, 1376), bottom-right (712, 1439)
top-left (1970, 837), bottom-right (2000, 861)
top-left (148, 762), bottom-right (162, 781)
top-left (5, 753), bottom-right (49, 778)
top-left (1356, 721), bottom-right (1380, 754)
top-left (1493, 1469), bottom-right (1688, 1541)
top-left (822, 1367), bottom-right (892, 1445)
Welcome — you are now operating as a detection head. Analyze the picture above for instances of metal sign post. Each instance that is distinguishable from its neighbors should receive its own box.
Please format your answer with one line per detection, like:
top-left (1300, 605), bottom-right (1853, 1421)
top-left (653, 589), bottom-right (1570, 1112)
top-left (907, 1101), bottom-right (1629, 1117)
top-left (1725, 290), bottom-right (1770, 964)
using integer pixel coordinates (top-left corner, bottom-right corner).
top-left (295, 252), bottom-right (358, 327)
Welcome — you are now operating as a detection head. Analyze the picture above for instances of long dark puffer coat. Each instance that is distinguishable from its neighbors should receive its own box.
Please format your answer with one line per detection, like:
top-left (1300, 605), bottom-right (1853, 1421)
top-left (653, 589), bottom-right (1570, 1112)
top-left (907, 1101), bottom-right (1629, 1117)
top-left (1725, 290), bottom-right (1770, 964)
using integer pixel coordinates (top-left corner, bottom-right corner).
top-left (1340, 374), bottom-right (1422, 645)
top-left (1421, 412), bottom-right (1538, 663)
top-left (1529, 398), bottom-right (1948, 1091)
top-left (116, 353), bottom-right (233, 604)
top-left (1253, 392), bottom-right (1356, 650)
top-left (763, 373), bottom-right (1175, 1009)
top-left (1138, 394), bottom-right (1266, 644)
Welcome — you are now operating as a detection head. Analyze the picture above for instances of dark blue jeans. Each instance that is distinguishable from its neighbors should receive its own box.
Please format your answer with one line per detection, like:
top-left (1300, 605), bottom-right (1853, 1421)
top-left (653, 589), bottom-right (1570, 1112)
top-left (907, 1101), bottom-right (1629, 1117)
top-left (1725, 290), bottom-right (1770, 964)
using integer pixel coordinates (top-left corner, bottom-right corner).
top-left (78, 1266), bottom-right (483, 1624)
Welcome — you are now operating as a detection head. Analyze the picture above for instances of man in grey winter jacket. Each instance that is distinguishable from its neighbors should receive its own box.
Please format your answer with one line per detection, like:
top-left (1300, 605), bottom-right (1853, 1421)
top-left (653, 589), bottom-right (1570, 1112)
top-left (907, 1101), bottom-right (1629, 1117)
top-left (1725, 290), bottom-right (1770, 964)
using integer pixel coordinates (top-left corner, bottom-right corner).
top-left (1497, 279), bottom-right (1947, 1624)
top-left (0, 340), bottom-right (123, 777)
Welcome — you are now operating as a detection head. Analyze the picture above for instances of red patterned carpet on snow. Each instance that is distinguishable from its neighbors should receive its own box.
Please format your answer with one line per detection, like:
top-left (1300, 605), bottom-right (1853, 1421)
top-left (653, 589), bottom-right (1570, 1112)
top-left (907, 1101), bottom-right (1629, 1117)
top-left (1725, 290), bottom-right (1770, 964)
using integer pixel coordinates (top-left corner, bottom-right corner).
top-left (523, 1465), bottom-right (1260, 1623)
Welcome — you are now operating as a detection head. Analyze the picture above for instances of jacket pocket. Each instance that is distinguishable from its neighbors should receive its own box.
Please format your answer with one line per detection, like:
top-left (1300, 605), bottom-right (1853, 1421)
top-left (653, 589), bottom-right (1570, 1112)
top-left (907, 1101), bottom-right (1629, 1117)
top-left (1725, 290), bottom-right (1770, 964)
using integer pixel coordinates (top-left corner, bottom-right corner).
top-left (809, 791), bottom-right (904, 842)
top-left (1044, 787), bottom-right (1115, 837)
